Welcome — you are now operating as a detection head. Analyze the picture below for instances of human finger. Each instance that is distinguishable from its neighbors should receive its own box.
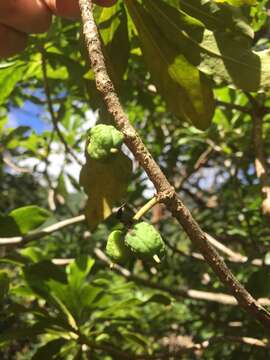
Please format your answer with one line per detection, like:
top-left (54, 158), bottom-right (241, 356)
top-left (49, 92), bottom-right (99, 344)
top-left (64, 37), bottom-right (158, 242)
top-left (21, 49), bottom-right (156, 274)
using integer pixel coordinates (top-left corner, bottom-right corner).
top-left (0, 1), bottom-right (52, 34)
top-left (0, 24), bottom-right (28, 58)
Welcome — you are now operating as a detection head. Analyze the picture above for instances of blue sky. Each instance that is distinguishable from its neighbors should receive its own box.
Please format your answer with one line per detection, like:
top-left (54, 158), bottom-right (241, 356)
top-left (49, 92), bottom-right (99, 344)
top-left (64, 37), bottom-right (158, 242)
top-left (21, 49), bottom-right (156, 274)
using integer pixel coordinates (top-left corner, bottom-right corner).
top-left (8, 101), bottom-right (51, 133)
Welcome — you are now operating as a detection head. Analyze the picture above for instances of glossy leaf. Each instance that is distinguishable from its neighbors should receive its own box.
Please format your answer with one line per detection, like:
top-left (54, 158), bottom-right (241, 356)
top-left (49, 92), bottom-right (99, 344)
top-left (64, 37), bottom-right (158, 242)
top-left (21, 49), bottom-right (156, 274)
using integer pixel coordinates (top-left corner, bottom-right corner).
top-left (125, 0), bottom-right (214, 130)
top-left (0, 205), bottom-right (51, 237)
top-left (0, 63), bottom-right (26, 105)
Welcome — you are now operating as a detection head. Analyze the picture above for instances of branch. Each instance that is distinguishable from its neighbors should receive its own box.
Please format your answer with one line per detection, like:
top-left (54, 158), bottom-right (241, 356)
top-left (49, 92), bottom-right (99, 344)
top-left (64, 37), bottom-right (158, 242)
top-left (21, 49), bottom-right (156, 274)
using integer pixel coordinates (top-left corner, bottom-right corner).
top-left (0, 215), bottom-right (86, 246)
top-left (78, 0), bottom-right (270, 328)
top-left (40, 48), bottom-right (83, 166)
top-left (164, 335), bottom-right (270, 354)
top-left (3, 155), bottom-right (31, 173)
top-left (215, 100), bottom-right (252, 114)
top-left (93, 248), bottom-right (270, 307)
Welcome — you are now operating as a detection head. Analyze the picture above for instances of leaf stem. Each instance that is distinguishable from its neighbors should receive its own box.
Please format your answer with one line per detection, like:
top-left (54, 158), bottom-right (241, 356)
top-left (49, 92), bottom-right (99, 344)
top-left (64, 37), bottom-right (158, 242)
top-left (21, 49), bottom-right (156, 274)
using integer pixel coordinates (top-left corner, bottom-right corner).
top-left (132, 196), bottom-right (159, 221)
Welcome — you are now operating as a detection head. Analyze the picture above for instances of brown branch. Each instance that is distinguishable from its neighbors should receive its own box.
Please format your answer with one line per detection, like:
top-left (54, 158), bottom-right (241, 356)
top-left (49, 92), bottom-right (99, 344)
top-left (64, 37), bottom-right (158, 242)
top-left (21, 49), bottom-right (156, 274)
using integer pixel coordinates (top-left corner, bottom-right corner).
top-left (78, 0), bottom-right (270, 329)
top-left (40, 48), bottom-right (83, 166)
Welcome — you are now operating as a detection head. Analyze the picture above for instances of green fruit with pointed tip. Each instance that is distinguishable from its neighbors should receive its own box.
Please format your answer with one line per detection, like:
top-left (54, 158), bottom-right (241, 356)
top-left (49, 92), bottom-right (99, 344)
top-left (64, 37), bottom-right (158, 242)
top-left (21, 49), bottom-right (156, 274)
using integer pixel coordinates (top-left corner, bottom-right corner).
top-left (87, 124), bottom-right (124, 161)
top-left (106, 230), bottom-right (131, 263)
top-left (125, 222), bottom-right (165, 261)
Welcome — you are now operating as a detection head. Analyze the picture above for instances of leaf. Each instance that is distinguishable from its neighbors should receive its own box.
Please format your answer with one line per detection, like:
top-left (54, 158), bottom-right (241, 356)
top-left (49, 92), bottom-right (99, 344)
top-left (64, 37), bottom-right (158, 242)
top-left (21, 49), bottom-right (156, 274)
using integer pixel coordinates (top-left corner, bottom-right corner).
top-left (174, 0), bottom-right (270, 91)
top-left (98, 2), bottom-right (130, 88)
top-left (0, 63), bottom-right (26, 105)
top-left (0, 205), bottom-right (51, 237)
top-left (0, 272), bottom-right (9, 303)
top-left (0, 324), bottom-right (46, 347)
top-left (67, 256), bottom-right (95, 291)
top-left (179, 0), bottom-right (254, 38)
top-left (143, 293), bottom-right (171, 306)
top-left (125, 0), bottom-right (214, 130)
top-left (23, 262), bottom-right (78, 330)
top-left (32, 338), bottom-right (68, 360)
top-left (80, 151), bottom-right (132, 230)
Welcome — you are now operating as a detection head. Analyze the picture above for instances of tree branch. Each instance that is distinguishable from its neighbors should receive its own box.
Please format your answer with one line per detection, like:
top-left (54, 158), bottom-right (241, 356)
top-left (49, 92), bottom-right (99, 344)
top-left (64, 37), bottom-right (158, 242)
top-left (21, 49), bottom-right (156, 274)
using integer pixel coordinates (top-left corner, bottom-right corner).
top-left (0, 215), bottom-right (86, 246)
top-left (94, 248), bottom-right (270, 307)
top-left (78, 0), bottom-right (270, 328)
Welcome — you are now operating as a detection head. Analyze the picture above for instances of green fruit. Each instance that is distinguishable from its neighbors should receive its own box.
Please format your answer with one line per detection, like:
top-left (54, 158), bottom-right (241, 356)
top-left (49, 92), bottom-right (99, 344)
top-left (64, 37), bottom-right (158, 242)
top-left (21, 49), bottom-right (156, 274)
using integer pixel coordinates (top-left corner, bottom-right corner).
top-left (87, 124), bottom-right (124, 161)
top-left (106, 230), bottom-right (131, 263)
top-left (125, 222), bottom-right (165, 261)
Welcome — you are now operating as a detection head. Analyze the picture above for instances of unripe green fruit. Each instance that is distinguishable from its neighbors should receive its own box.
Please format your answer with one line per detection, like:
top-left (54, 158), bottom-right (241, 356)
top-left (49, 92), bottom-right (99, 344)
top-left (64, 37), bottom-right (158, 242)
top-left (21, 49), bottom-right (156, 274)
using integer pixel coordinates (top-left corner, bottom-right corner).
top-left (106, 230), bottom-right (131, 263)
top-left (87, 124), bottom-right (124, 161)
top-left (125, 222), bottom-right (165, 261)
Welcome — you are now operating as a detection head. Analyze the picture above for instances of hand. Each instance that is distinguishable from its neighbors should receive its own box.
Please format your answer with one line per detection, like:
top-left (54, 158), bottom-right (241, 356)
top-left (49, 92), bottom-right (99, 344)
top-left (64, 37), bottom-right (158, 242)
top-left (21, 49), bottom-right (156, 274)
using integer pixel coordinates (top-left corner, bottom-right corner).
top-left (0, 0), bottom-right (117, 58)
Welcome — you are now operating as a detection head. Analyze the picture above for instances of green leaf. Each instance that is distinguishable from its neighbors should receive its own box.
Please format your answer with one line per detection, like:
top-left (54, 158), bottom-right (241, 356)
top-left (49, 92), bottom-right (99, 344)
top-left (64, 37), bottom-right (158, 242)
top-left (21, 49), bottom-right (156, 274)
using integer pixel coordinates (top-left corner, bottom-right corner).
top-left (0, 63), bottom-right (26, 105)
top-left (125, 0), bottom-right (214, 130)
top-left (173, 0), bottom-right (269, 91)
top-left (32, 338), bottom-right (68, 360)
top-left (23, 262), bottom-right (78, 330)
top-left (179, 0), bottom-right (254, 38)
top-left (67, 256), bottom-right (95, 291)
top-left (0, 205), bottom-right (51, 237)
top-left (98, 2), bottom-right (130, 88)
top-left (80, 151), bottom-right (132, 230)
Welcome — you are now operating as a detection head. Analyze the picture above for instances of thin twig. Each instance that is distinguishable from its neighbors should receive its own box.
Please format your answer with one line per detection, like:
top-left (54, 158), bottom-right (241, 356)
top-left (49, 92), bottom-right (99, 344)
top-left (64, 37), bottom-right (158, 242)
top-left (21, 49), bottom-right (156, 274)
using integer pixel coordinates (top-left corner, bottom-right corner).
top-left (3, 156), bottom-right (31, 173)
top-left (78, 0), bottom-right (270, 328)
top-left (40, 48), bottom-right (83, 166)
top-left (215, 100), bottom-right (252, 114)
top-left (174, 335), bottom-right (270, 353)
top-left (0, 215), bottom-right (86, 246)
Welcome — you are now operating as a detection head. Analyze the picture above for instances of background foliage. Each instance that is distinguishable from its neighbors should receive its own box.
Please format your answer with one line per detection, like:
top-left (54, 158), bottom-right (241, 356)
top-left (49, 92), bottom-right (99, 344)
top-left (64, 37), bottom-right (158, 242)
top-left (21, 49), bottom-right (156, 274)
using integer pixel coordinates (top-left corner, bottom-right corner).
top-left (0, 0), bottom-right (270, 358)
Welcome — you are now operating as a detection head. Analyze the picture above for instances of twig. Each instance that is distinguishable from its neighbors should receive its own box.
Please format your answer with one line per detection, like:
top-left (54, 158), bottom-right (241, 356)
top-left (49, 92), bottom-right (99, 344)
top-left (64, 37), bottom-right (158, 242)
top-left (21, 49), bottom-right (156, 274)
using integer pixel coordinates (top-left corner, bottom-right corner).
top-left (169, 335), bottom-right (270, 353)
top-left (165, 240), bottom-right (263, 267)
top-left (215, 100), bottom-right (252, 114)
top-left (40, 48), bottom-right (83, 166)
top-left (93, 248), bottom-right (270, 307)
top-left (0, 214), bottom-right (86, 246)
top-left (3, 156), bottom-right (31, 173)
top-left (79, 0), bottom-right (270, 328)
